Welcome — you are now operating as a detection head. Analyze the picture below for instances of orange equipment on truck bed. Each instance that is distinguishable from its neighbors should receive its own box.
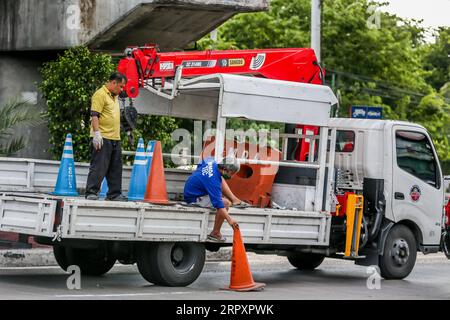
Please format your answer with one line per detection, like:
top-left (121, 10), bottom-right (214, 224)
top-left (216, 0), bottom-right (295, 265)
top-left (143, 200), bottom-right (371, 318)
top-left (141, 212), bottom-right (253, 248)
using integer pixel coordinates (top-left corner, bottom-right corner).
top-left (117, 44), bottom-right (325, 196)
top-left (201, 136), bottom-right (281, 208)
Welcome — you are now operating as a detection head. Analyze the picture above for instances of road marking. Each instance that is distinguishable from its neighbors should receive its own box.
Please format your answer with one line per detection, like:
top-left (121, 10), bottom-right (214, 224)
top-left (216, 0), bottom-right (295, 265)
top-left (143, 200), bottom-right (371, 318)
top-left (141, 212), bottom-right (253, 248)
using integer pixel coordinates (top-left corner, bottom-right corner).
top-left (54, 291), bottom-right (226, 298)
top-left (0, 266), bottom-right (61, 270)
top-left (0, 264), bottom-right (133, 270)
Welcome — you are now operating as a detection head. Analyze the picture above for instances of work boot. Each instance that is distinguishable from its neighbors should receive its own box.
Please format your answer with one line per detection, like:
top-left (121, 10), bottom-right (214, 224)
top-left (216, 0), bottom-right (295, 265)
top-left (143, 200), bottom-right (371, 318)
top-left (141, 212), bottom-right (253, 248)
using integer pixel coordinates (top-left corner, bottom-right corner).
top-left (106, 194), bottom-right (128, 202)
top-left (85, 194), bottom-right (99, 200)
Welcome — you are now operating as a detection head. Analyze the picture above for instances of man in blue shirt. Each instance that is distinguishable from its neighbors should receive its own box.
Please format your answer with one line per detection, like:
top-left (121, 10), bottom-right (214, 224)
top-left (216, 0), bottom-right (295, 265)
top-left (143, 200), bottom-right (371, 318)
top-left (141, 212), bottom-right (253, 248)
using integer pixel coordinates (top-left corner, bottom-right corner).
top-left (184, 156), bottom-right (244, 242)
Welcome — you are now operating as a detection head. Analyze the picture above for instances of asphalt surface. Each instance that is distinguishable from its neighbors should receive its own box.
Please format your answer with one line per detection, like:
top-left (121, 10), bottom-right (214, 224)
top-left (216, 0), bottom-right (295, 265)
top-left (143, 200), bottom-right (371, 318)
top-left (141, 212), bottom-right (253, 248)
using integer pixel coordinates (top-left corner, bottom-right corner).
top-left (0, 252), bottom-right (449, 300)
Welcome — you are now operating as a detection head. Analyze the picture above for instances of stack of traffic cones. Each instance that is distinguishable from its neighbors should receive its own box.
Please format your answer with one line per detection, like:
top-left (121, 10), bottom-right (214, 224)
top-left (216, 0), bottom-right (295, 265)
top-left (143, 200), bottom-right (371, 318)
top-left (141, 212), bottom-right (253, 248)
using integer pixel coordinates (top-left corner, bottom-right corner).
top-left (99, 177), bottom-right (108, 198)
top-left (145, 140), bottom-right (156, 177)
top-left (144, 141), bottom-right (170, 204)
top-left (54, 134), bottom-right (78, 196)
top-left (128, 138), bottom-right (149, 201)
top-left (222, 226), bottom-right (265, 292)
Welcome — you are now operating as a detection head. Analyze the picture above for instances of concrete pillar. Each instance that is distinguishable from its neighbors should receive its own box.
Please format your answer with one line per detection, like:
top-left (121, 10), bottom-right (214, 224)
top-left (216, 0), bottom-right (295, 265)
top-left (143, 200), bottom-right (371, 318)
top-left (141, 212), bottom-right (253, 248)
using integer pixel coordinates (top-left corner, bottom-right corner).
top-left (0, 52), bottom-right (56, 159)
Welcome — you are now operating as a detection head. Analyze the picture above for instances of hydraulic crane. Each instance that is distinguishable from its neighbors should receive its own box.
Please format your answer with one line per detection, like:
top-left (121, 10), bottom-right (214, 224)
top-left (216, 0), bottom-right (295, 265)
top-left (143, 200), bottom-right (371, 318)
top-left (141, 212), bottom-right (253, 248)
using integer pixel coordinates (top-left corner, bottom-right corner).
top-left (117, 44), bottom-right (324, 161)
top-left (117, 44), bottom-right (324, 99)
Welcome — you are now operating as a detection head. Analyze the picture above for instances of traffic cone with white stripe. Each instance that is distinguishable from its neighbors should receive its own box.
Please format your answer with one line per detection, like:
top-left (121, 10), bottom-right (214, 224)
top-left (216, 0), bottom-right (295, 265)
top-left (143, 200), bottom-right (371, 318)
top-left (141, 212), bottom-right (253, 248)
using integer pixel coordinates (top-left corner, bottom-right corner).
top-left (127, 138), bottom-right (148, 201)
top-left (99, 177), bottom-right (108, 198)
top-left (54, 134), bottom-right (78, 196)
top-left (145, 140), bottom-right (156, 177)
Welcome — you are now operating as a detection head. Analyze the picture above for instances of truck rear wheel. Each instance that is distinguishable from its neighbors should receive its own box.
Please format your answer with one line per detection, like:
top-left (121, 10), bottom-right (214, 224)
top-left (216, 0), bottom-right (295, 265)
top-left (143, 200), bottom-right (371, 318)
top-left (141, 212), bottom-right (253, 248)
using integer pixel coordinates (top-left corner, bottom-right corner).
top-left (53, 244), bottom-right (69, 270)
top-left (287, 252), bottom-right (325, 270)
top-left (137, 242), bottom-right (205, 286)
top-left (379, 224), bottom-right (417, 280)
top-left (53, 245), bottom-right (116, 276)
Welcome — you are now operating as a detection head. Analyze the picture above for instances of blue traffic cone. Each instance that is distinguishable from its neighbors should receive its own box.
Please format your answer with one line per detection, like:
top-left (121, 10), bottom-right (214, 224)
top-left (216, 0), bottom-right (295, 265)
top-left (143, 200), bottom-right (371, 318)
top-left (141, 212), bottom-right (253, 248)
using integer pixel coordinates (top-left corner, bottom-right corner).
top-left (146, 140), bottom-right (156, 177)
top-left (54, 134), bottom-right (78, 196)
top-left (127, 138), bottom-right (148, 201)
top-left (100, 177), bottom-right (108, 198)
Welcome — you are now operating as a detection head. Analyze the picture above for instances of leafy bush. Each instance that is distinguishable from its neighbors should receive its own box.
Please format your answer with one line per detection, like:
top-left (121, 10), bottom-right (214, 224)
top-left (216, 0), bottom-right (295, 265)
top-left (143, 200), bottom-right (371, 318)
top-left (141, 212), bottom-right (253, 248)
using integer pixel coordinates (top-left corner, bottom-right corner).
top-left (40, 46), bottom-right (179, 162)
top-left (40, 46), bottom-right (115, 161)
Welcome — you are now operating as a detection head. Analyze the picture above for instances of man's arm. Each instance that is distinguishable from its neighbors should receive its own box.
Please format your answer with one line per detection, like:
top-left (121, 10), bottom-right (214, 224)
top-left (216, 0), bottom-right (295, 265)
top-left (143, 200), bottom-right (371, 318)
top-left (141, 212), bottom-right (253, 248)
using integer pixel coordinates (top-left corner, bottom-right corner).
top-left (221, 177), bottom-right (241, 205)
top-left (90, 92), bottom-right (104, 151)
top-left (92, 115), bottom-right (100, 131)
top-left (217, 207), bottom-right (238, 228)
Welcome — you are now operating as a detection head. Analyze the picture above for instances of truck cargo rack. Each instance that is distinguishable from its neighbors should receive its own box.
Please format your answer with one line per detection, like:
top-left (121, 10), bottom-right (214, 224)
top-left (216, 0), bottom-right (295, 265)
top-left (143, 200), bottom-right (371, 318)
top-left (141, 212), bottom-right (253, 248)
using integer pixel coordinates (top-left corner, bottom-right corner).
top-left (0, 193), bottom-right (331, 246)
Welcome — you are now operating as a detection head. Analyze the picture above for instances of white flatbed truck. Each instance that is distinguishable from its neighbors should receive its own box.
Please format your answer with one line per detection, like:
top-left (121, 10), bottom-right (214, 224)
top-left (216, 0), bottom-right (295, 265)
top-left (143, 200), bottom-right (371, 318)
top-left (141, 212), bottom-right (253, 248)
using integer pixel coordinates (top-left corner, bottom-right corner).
top-left (0, 74), bottom-right (448, 286)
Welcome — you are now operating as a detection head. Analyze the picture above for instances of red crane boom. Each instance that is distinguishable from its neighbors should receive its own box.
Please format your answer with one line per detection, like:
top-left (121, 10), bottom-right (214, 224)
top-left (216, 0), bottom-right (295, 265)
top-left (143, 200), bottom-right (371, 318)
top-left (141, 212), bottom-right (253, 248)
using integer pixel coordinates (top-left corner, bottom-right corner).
top-left (117, 44), bottom-right (324, 98)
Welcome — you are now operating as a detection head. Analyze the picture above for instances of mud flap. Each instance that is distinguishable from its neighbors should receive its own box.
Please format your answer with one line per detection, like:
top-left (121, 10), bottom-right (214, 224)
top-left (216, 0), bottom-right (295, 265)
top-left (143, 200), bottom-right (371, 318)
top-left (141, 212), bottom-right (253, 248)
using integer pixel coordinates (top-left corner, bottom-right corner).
top-left (355, 221), bottom-right (394, 267)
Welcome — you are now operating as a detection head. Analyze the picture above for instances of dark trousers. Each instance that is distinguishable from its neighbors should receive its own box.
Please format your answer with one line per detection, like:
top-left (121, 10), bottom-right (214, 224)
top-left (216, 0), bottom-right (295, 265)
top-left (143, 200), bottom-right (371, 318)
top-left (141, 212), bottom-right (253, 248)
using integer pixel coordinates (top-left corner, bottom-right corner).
top-left (85, 138), bottom-right (122, 199)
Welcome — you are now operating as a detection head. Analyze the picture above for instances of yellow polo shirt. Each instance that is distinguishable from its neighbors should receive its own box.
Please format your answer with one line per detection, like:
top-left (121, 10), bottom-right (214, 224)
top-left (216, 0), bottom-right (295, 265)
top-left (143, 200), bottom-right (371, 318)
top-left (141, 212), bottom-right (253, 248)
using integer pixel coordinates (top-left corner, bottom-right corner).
top-left (90, 85), bottom-right (121, 140)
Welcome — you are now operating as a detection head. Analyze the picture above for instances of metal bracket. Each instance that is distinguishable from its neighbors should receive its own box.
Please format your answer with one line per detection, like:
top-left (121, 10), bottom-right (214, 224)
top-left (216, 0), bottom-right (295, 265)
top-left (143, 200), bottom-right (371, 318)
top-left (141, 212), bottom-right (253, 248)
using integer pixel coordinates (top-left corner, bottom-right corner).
top-left (143, 65), bottom-right (183, 100)
top-left (52, 225), bottom-right (62, 242)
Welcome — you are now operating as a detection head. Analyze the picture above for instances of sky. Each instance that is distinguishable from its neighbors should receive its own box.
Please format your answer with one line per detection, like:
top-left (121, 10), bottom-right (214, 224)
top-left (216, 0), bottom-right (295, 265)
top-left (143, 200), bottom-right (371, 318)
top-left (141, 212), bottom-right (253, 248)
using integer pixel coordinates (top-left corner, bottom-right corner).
top-left (374, 0), bottom-right (450, 29)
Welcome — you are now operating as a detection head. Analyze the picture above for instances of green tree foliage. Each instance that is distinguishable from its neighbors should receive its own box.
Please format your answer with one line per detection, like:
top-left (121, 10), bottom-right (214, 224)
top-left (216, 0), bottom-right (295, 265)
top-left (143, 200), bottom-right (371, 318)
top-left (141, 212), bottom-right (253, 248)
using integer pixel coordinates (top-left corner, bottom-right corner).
top-left (0, 99), bottom-right (44, 156)
top-left (422, 28), bottom-right (450, 92)
top-left (40, 46), bottom-right (178, 162)
top-left (121, 115), bottom-right (178, 165)
top-left (40, 46), bottom-right (115, 161)
top-left (198, 0), bottom-right (450, 170)
top-left (410, 93), bottom-right (450, 161)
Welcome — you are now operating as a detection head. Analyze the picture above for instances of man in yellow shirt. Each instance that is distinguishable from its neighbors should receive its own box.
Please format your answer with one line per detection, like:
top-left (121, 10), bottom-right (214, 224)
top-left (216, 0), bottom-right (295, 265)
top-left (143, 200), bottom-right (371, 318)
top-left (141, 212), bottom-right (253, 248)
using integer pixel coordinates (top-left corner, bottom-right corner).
top-left (85, 72), bottom-right (127, 201)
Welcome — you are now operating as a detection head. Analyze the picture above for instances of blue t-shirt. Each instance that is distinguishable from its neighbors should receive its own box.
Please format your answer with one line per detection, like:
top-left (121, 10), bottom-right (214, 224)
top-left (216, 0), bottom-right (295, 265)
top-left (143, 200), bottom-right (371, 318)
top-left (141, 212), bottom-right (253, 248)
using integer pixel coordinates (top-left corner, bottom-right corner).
top-left (183, 158), bottom-right (224, 209)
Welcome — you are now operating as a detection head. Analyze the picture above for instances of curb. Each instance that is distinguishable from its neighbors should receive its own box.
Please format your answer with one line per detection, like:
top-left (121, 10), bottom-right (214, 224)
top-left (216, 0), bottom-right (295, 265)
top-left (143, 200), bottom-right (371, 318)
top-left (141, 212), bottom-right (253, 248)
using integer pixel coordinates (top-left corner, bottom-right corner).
top-left (0, 248), bottom-right (232, 268)
top-left (0, 249), bottom-right (57, 268)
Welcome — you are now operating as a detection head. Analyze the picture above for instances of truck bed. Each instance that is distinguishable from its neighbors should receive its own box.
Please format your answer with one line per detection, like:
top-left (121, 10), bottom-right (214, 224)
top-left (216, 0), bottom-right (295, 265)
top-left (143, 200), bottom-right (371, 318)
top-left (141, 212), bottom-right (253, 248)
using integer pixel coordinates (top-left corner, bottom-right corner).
top-left (0, 157), bottom-right (331, 246)
top-left (0, 193), bottom-right (330, 246)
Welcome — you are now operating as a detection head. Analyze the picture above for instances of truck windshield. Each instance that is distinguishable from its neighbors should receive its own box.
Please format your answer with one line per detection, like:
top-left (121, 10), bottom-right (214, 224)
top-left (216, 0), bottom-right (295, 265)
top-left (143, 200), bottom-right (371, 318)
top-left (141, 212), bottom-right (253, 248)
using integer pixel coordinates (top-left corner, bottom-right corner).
top-left (396, 130), bottom-right (440, 188)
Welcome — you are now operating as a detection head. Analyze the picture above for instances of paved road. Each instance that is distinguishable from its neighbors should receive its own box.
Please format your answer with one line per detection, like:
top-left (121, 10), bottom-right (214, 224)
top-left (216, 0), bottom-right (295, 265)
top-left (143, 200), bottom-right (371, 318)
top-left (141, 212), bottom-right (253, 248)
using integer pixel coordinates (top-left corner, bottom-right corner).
top-left (0, 252), bottom-right (449, 300)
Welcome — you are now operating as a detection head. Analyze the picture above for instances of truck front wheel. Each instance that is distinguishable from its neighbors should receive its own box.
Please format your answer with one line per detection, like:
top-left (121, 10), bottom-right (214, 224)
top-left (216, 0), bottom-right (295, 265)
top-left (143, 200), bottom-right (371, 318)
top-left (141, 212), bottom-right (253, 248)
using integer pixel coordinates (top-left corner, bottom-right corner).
top-left (379, 225), bottom-right (417, 280)
top-left (137, 242), bottom-right (205, 286)
top-left (287, 252), bottom-right (325, 270)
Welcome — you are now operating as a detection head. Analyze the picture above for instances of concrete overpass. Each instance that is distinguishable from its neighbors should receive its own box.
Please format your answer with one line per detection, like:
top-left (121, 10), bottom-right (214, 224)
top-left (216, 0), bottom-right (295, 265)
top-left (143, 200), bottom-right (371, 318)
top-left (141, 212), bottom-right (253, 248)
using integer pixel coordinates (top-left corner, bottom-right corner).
top-left (0, 0), bottom-right (268, 158)
top-left (0, 0), bottom-right (267, 52)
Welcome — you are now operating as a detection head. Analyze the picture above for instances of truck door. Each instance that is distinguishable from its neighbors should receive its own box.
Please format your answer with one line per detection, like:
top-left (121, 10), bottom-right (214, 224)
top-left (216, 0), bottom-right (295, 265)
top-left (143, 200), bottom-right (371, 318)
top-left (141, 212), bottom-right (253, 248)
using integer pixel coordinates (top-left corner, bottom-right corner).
top-left (392, 126), bottom-right (443, 245)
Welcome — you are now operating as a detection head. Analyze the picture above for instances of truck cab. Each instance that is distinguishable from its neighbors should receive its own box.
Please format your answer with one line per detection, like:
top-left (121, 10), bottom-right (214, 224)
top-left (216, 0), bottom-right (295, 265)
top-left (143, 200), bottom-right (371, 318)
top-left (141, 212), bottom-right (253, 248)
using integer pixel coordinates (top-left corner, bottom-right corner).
top-left (329, 118), bottom-right (445, 276)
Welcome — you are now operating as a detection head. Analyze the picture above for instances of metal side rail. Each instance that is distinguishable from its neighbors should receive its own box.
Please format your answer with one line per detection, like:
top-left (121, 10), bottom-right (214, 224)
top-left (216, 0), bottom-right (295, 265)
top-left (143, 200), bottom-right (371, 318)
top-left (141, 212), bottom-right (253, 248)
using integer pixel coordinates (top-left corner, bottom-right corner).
top-left (0, 193), bottom-right (58, 238)
top-left (0, 192), bottom-right (330, 246)
top-left (60, 198), bottom-right (331, 246)
top-left (0, 157), bottom-right (190, 198)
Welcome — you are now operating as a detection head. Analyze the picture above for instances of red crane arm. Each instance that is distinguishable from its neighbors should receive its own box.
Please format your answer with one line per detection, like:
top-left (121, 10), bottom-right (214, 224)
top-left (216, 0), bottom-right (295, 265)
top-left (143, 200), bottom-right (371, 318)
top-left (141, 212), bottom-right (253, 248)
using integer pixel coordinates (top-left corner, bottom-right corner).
top-left (117, 44), bottom-right (323, 98)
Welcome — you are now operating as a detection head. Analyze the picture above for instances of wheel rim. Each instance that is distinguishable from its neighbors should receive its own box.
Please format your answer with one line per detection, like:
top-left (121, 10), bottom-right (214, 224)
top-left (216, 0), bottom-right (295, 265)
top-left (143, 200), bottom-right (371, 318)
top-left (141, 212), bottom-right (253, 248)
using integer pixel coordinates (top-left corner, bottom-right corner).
top-left (390, 238), bottom-right (410, 266)
top-left (170, 243), bottom-right (195, 273)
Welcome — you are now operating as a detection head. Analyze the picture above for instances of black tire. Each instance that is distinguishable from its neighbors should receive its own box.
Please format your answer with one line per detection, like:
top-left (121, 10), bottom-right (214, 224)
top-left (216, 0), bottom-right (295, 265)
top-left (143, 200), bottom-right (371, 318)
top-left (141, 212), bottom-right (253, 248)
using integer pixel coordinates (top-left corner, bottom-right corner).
top-left (287, 252), bottom-right (325, 270)
top-left (379, 224), bottom-right (417, 280)
top-left (55, 246), bottom-right (116, 276)
top-left (53, 245), bottom-right (69, 271)
top-left (137, 242), bottom-right (205, 286)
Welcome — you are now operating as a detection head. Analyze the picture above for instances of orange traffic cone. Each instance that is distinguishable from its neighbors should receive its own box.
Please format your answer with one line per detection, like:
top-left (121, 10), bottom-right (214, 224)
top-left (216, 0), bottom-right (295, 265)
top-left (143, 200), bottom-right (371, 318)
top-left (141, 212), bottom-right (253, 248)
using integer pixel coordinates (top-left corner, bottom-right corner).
top-left (144, 141), bottom-right (170, 204)
top-left (222, 226), bottom-right (266, 292)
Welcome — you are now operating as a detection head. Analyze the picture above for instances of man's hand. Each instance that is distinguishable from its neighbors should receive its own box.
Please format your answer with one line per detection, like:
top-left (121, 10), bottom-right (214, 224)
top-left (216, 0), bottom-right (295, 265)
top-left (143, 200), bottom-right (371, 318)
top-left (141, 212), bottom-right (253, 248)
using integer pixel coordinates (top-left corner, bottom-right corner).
top-left (93, 131), bottom-right (103, 150)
